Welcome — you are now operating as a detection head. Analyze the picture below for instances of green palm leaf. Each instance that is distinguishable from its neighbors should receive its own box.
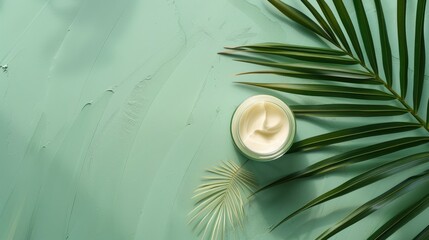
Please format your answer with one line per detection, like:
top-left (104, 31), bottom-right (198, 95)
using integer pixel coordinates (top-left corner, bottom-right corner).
top-left (301, 0), bottom-right (338, 45)
top-left (271, 152), bottom-right (429, 232)
top-left (316, 169), bottom-right (429, 240)
top-left (414, 225), bottom-right (429, 240)
top-left (189, 161), bottom-right (256, 240)
top-left (397, 0), bottom-right (408, 97)
top-left (229, 42), bottom-right (346, 55)
top-left (374, 0), bottom-right (393, 86)
top-left (316, 0), bottom-right (351, 52)
top-left (258, 137), bottom-right (429, 192)
top-left (224, 48), bottom-right (358, 64)
top-left (240, 82), bottom-right (395, 100)
top-left (219, 0), bottom-right (429, 238)
top-left (290, 104), bottom-right (409, 117)
top-left (332, 0), bottom-right (365, 62)
top-left (233, 58), bottom-right (374, 80)
top-left (368, 192), bottom-right (429, 239)
top-left (267, 0), bottom-right (332, 41)
top-left (353, 0), bottom-right (378, 74)
top-left (427, 99), bottom-right (429, 129)
top-left (237, 70), bottom-right (376, 85)
top-left (413, 0), bottom-right (427, 111)
top-left (289, 122), bottom-right (421, 153)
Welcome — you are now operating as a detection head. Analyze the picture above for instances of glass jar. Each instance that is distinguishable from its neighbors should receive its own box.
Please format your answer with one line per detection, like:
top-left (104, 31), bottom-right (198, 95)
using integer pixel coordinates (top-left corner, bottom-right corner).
top-left (231, 95), bottom-right (296, 161)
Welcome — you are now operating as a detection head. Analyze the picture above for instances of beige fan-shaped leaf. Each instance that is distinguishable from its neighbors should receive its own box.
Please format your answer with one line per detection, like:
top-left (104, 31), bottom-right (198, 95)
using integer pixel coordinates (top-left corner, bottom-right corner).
top-left (189, 161), bottom-right (257, 240)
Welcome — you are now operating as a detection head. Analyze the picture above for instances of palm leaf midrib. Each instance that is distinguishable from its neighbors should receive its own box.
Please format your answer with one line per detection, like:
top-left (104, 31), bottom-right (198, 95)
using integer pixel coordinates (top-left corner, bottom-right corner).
top-left (332, 43), bottom-right (429, 132)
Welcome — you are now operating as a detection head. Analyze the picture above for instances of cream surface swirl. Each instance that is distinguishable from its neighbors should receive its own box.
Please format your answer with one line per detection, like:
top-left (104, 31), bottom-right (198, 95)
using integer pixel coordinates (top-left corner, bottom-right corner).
top-left (238, 101), bottom-right (289, 154)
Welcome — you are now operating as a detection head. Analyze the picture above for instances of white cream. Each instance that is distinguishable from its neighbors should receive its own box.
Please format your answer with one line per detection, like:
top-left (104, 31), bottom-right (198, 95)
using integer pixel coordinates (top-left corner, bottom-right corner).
top-left (238, 101), bottom-right (290, 154)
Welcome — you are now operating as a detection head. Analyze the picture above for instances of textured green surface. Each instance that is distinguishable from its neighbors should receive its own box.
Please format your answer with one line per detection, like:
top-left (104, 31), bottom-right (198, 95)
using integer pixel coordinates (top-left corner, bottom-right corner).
top-left (0, 0), bottom-right (428, 239)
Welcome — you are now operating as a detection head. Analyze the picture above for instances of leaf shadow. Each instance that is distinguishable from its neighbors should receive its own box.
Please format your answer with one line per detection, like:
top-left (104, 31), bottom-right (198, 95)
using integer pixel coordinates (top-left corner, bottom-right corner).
top-left (240, 151), bottom-right (318, 239)
top-left (277, 206), bottom-right (356, 239)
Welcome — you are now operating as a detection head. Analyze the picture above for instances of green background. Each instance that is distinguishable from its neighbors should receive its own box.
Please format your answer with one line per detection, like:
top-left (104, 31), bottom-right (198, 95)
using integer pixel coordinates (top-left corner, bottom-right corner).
top-left (0, 0), bottom-right (428, 239)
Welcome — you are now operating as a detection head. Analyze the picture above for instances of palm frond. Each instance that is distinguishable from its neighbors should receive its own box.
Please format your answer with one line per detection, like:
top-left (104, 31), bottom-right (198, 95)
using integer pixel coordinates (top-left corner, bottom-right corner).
top-left (221, 0), bottom-right (429, 238)
top-left (301, 0), bottom-right (339, 45)
top-left (236, 70), bottom-right (375, 84)
top-left (290, 104), bottom-right (409, 117)
top-left (332, 0), bottom-right (365, 62)
top-left (368, 192), bottom-right (429, 239)
top-left (413, 0), bottom-right (427, 111)
top-left (414, 224), bottom-right (429, 240)
top-left (267, 0), bottom-right (332, 41)
top-left (224, 48), bottom-right (358, 64)
top-left (374, 0), bottom-right (393, 86)
top-left (257, 137), bottom-right (429, 193)
top-left (397, 0), bottom-right (408, 97)
top-left (316, 0), bottom-right (351, 53)
top-left (231, 57), bottom-right (374, 81)
top-left (271, 152), bottom-right (429, 231)
top-left (316, 169), bottom-right (429, 240)
top-left (427, 99), bottom-right (429, 129)
top-left (239, 82), bottom-right (394, 100)
top-left (353, 0), bottom-right (378, 73)
top-left (289, 122), bottom-right (422, 153)
top-left (189, 161), bottom-right (256, 240)
top-left (228, 42), bottom-right (346, 55)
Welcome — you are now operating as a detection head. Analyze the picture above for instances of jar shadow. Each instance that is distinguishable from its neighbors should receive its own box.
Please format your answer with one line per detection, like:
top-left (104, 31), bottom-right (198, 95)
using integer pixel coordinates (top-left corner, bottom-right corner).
top-left (238, 151), bottom-right (320, 239)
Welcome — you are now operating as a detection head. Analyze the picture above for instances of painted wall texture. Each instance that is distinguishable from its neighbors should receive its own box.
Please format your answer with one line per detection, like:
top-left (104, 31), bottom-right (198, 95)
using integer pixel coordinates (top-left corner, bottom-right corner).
top-left (0, 0), bottom-right (428, 239)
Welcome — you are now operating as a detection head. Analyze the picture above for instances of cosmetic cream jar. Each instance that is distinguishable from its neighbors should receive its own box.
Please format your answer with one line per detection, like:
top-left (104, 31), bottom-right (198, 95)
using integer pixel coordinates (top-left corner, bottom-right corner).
top-left (231, 95), bottom-right (296, 161)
